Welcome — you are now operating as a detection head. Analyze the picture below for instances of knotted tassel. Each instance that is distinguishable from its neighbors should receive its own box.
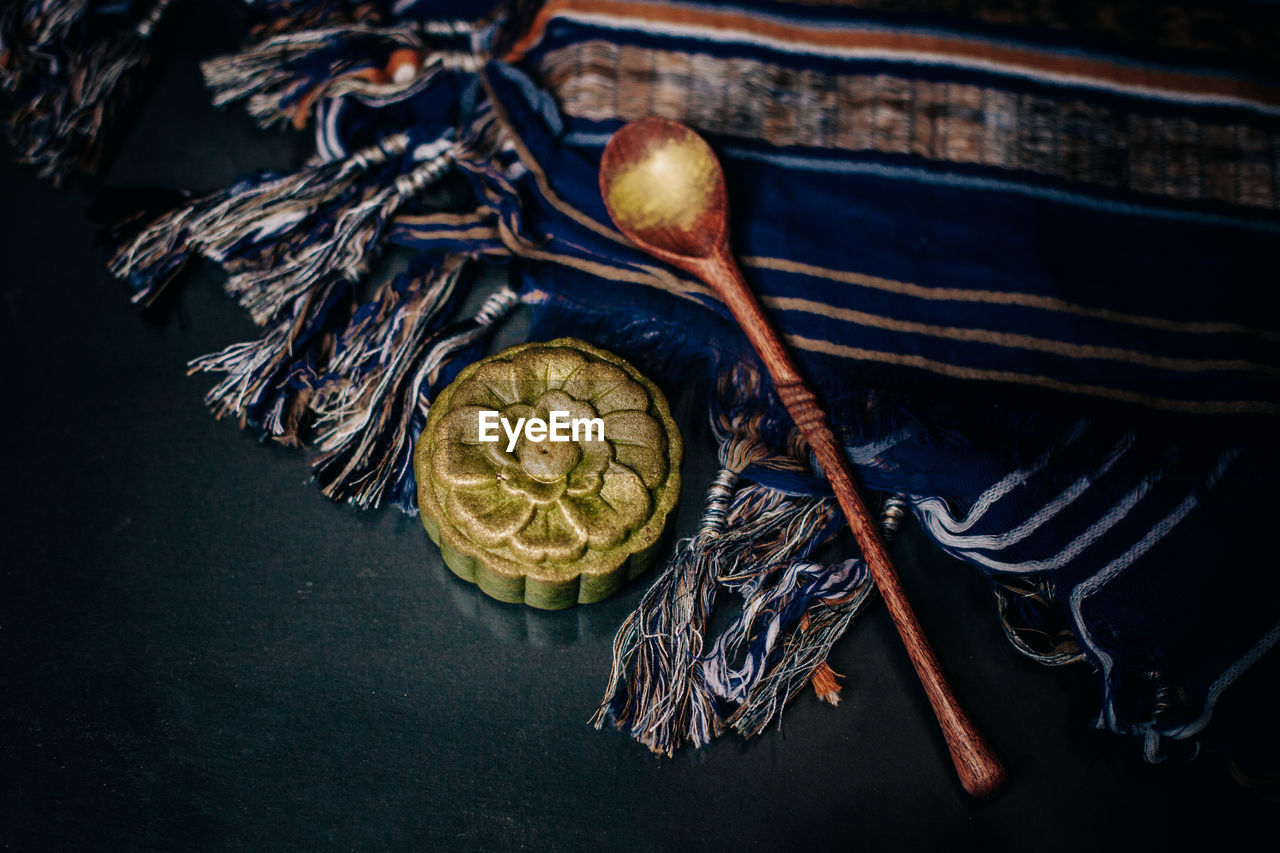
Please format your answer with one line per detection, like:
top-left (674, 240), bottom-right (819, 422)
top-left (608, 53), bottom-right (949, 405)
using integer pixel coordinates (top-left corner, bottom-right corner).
top-left (107, 132), bottom-right (414, 308)
top-left (597, 358), bottom-right (916, 750)
top-left (592, 469), bottom-right (739, 754)
top-left (201, 17), bottom-right (484, 130)
top-left (311, 256), bottom-right (471, 427)
top-left (310, 260), bottom-right (518, 511)
top-left (225, 139), bottom-right (455, 325)
top-left (593, 367), bottom-right (774, 754)
top-left (187, 274), bottom-right (352, 444)
top-left (711, 466), bottom-right (842, 597)
top-left (6, 0), bottom-right (175, 184)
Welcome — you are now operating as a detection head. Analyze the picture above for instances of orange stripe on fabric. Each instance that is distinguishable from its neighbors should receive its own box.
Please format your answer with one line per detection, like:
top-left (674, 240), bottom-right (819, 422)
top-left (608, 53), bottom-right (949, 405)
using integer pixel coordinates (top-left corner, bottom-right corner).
top-left (766, 295), bottom-right (1280, 375)
top-left (746, 257), bottom-right (1280, 342)
top-left (790, 335), bottom-right (1280, 415)
top-left (504, 0), bottom-right (1280, 108)
top-left (395, 208), bottom-right (495, 227)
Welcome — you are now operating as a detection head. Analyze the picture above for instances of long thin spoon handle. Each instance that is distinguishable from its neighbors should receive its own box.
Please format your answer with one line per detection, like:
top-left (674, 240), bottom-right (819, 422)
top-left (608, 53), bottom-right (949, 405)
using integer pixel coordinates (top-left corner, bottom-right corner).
top-left (698, 250), bottom-right (1007, 799)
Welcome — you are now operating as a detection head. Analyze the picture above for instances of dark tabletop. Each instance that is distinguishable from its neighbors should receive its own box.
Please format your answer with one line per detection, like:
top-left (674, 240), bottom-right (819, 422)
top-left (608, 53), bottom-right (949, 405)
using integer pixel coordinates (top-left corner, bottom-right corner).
top-left (3, 6), bottom-right (1277, 851)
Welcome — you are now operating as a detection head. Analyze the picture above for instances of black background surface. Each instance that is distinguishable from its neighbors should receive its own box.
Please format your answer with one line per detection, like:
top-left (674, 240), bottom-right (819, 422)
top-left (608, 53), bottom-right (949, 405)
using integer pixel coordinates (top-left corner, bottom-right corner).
top-left (3, 6), bottom-right (1277, 851)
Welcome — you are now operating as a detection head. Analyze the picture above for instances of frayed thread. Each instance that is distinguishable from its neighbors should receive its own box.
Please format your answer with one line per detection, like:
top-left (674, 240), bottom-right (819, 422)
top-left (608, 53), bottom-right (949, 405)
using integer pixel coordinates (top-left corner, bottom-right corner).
top-left (0, 1), bottom-right (90, 93)
top-left (720, 558), bottom-right (876, 737)
top-left (4, 0), bottom-right (174, 185)
top-left (590, 468), bottom-right (740, 754)
top-left (683, 494), bottom-right (906, 736)
top-left (592, 366), bottom-right (777, 754)
top-left (107, 131), bottom-right (420, 311)
top-left (187, 274), bottom-right (352, 444)
top-left (223, 140), bottom-right (455, 325)
top-left (201, 18), bottom-right (484, 130)
top-left (310, 259), bottom-right (518, 511)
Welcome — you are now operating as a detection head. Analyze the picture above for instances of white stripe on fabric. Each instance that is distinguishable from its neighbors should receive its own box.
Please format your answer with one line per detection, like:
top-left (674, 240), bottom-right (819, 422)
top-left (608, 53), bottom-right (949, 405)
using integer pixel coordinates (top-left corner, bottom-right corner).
top-left (912, 420), bottom-right (1089, 536)
top-left (923, 433), bottom-right (1135, 553)
top-left (1069, 449), bottom-right (1238, 730)
top-left (315, 99), bottom-right (346, 162)
top-left (846, 429), bottom-right (910, 465)
top-left (1160, 620), bottom-right (1280, 741)
top-left (927, 447), bottom-right (1182, 574)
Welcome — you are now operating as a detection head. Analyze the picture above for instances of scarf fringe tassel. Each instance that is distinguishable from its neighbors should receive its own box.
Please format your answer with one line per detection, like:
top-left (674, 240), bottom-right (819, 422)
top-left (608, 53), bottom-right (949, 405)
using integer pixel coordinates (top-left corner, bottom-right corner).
top-left (201, 16), bottom-right (484, 130)
top-left (2, 0), bottom-right (175, 184)
top-left (595, 364), bottom-right (906, 753)
top-left (107, 131), bottom-right (448, 316)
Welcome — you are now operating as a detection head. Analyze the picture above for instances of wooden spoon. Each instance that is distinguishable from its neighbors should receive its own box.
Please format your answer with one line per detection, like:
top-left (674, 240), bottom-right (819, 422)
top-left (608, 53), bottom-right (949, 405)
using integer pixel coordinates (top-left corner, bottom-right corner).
top-left (599, 116), bottom-right (1007, 799)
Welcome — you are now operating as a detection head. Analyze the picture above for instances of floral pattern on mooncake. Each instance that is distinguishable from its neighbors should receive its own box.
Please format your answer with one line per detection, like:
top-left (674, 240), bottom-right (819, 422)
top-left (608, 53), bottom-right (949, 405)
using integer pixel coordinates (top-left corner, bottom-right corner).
top-left (415, 338), bottom-right (682, 609)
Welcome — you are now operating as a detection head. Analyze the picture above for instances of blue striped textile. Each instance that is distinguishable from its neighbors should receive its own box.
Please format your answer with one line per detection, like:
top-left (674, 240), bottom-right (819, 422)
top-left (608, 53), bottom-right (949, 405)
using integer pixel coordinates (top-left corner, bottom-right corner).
top-left (53, 0), bottom-right (1280, 751)
top-left (391, 0), bottom-right (1278, 751)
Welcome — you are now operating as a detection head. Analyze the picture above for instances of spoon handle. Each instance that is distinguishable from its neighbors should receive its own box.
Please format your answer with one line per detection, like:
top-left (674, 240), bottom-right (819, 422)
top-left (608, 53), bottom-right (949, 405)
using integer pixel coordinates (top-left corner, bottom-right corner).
top-left (700, 250), bottom-right (1007, 800)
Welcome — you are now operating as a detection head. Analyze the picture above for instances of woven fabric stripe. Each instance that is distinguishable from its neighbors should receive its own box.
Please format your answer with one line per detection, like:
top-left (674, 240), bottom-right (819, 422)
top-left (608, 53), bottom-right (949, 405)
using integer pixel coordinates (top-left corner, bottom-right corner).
top-left (541, 40), bottom-right (1280, 209)
top-left (506, 0), bottom-right (1280, 113)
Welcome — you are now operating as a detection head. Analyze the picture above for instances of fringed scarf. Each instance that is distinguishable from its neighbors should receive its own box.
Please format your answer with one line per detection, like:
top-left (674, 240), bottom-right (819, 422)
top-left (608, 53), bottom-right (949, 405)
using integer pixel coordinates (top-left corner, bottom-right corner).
top-left (8, 0), bottom-right (1280, 760)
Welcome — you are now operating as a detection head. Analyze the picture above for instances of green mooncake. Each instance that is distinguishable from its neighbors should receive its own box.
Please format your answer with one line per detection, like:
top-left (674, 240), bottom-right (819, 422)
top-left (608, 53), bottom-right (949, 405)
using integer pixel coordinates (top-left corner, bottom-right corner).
top-left (414, 338), bottom-right (682, 609)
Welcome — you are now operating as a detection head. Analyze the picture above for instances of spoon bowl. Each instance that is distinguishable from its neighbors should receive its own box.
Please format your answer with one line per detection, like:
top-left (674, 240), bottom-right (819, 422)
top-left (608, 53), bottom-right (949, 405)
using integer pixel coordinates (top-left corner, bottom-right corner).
top-left (599, 117), bottom-right (727, 264)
